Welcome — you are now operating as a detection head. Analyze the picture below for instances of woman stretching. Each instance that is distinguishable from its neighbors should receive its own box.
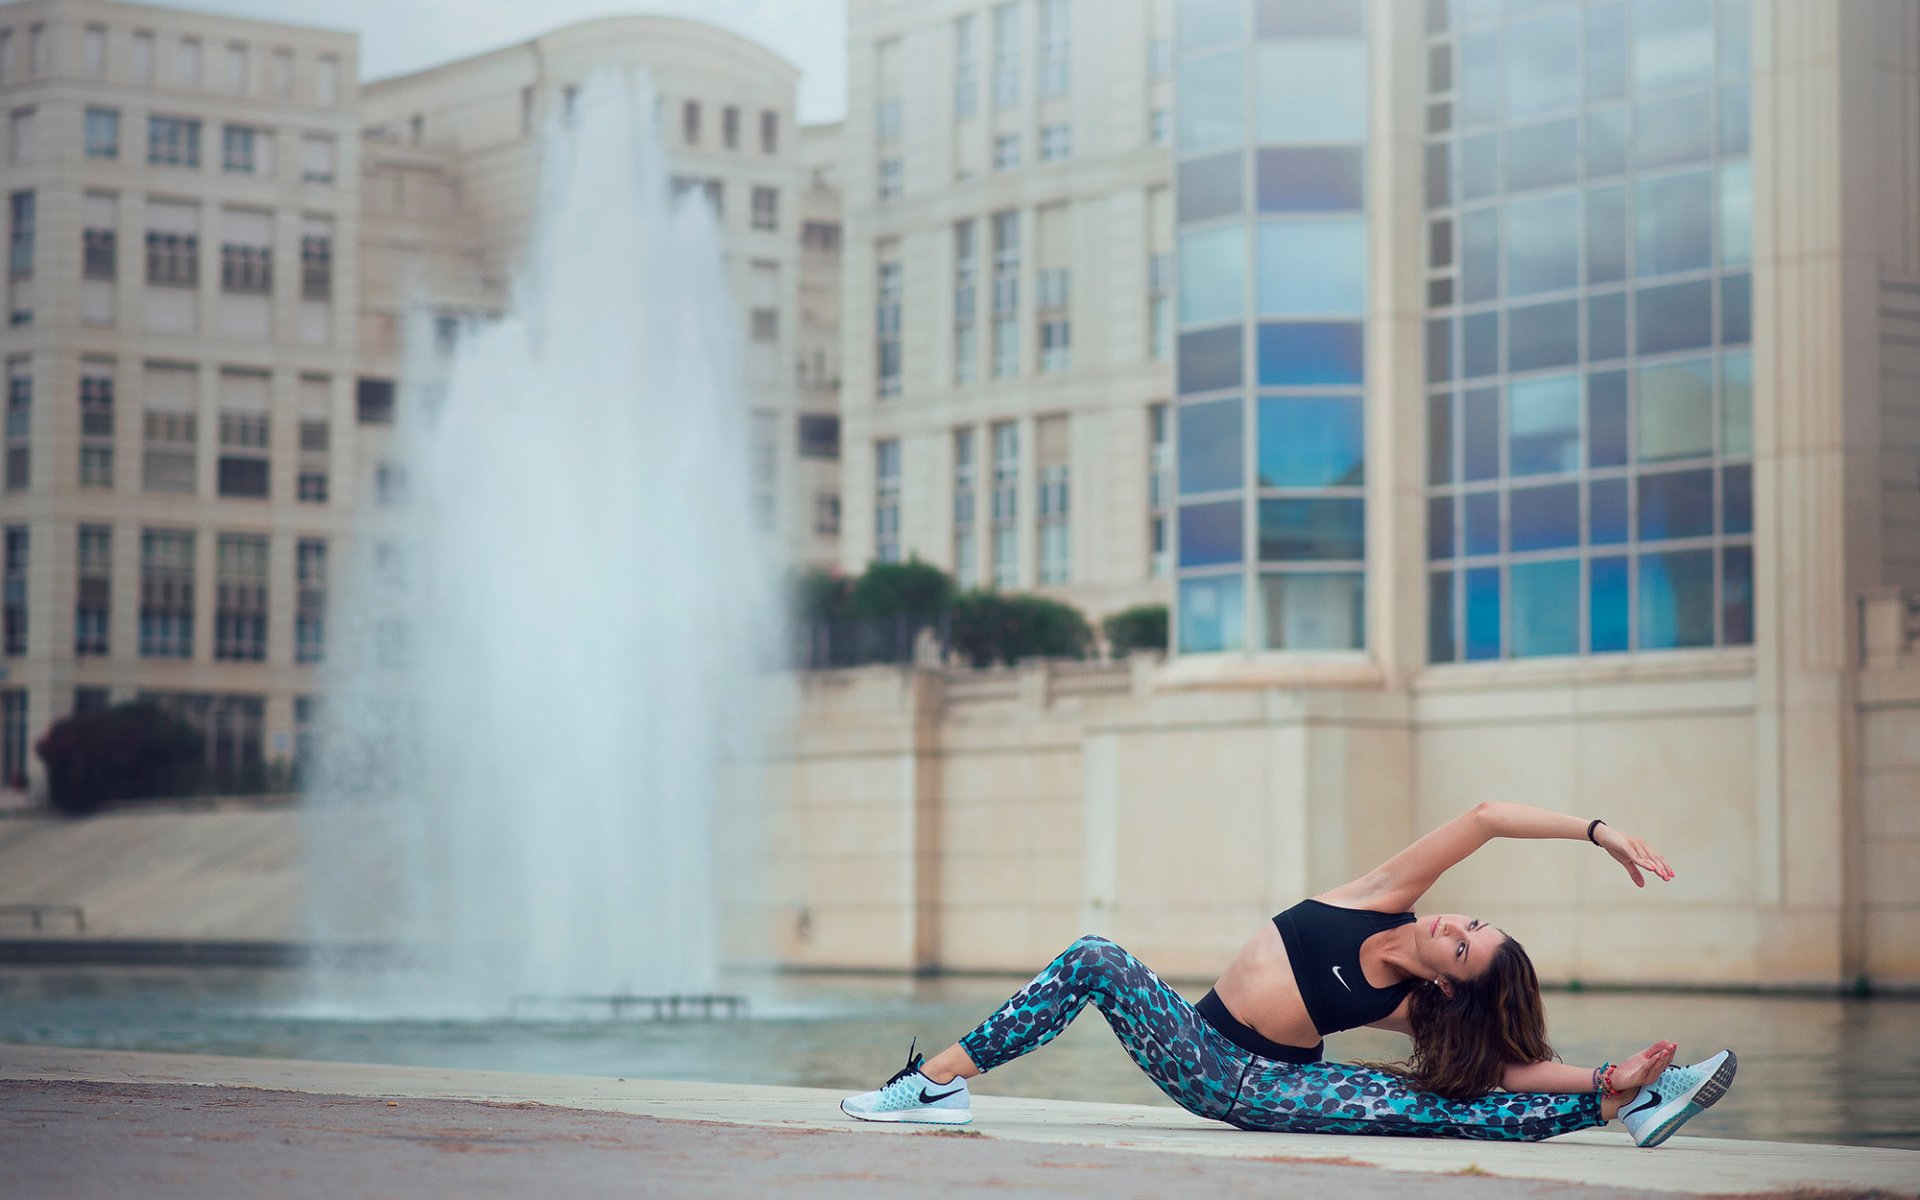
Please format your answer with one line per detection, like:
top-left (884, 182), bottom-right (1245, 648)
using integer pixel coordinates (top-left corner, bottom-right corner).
top-left (842, 802), bottom-right (1736, 1147)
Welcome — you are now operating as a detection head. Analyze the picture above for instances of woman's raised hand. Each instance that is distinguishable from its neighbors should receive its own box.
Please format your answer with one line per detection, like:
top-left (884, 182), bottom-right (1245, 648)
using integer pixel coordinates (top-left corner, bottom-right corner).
top-left (1610, 1041), bottom-right (1678, 1092)
top-left (1597, 825), bottom-right (1675, 887)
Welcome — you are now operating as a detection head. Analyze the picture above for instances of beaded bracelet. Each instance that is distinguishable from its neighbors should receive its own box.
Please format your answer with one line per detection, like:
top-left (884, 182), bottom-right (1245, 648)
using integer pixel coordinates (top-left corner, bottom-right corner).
top-left (1601, 1063), bottom-right (1622, 1095)
top-left (1593, 1062), bottom-right (1619, 1095)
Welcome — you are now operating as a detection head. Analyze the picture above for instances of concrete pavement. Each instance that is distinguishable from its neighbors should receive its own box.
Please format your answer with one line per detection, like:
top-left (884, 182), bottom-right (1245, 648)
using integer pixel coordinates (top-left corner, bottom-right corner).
top-left (2, 1044), bottom-right (1914, 1199)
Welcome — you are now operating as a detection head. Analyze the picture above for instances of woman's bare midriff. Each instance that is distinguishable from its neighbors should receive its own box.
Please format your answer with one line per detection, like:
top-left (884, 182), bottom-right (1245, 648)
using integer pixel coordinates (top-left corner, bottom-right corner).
top-left (1208, 921), bottom-right (1323, 1052)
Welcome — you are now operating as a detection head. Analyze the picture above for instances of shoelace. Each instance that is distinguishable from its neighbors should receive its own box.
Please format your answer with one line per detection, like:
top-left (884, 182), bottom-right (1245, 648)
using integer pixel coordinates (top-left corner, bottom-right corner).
top-left (880, 1038), bottom-right (925, 1091)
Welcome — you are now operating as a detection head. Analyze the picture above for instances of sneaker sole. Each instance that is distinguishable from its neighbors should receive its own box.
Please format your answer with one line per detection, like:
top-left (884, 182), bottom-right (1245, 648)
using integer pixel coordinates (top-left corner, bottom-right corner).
top-left (1636, 1051), bottom-right (1737, 1149)
top-left (840, 1101), bottom-right (974, 1126)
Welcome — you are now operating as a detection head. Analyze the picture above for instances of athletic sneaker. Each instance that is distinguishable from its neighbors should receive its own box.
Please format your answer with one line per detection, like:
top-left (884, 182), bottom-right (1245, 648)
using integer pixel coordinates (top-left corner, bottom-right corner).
top-left (1618, 1049), bottom-right (1738, 1148)
top-left (840, 1040), bottom-right (973, 1125)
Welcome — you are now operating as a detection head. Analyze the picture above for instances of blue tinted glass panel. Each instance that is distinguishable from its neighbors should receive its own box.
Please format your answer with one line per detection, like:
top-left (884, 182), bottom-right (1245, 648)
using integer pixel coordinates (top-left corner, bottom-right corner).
top-left (1719, 84), bottom-right (1750, 154)
top-left (1634, 0), bottom-right (1713, 95)
top-left (1178, 573), bottom-right (1245, 653)
top-left (1639, 547), bottom-right (1715, 649)
top-left (1589, 291), bottom-right (1627, 361)
top-left (1258, 498), bottom-right (1365, 562)
top-left (1512, 559), bottom-right (1580, 657)
top-left (1720, 161), bottom-right (1752, 266)
top-left (1586, 185), bottom-right (1628, 285)
top-left (1425, 143), bottom-right (1451, 208)
top-left (1258, 0), bottom-right (1364, 36)
top-left (1258, 147), bottom-right (1365, 212)
top-left (1463, 387), bottom-right (1501, 481)
top-left (1177, 153), bottom-right (1243, 223)
top-left (1256, 42), bottom-right (1366, 142)
top-left (1635, 280), bottom-right (1714, 355)
top-left (1428, 318), bottom-right (1453, 384)
top-left (1588, 369), bottom-right (1628, 467)
top-left (1508, 374), bottom-right (1581, 475)
top-left (1508, 300), bottom-right (1579, 372)
top-left (1257, 219), bottom-right (1367, 316)
top-left (1722, 463), bottom-right (1752, 535)
top-left (1638, 469), bottom-right (1715, 540)
top-left (1507, 193), bottom-right (1580, 295)
top-left (1178, 0), bottom-right (1242, 51)
top-left (1428, 495), bottom-right (1456, 560)
top-left (1459, 33), bottom-right (1501, 126)
top-left (1462, 208), bottom-right (1500, 303)
top-left (1179, 52), bottom-right (1244, 152)
top-left (1635, 93), bottom-right (1713, 168)
top-left (1464, 312), bottom-right (1499, 378)
top-left (1637, 172), bottom-right (1713, 277)
top-left (1507, 119), bottom-right (1579, 192)
top-left (1259, 395), bottom-right (1364, 487)
top-left (1586, 5), bottom-right (1628, 102)
top-left (1507, 13), bottom-right (1580, 117)
top-left (1429, 570), bottom-right (1457, 662)
top-left (1587, 107), bottom-right (1627, 177)
top-left (1721, 273), bottom-right (1751, 345)
top-left (1590, 477), bottom-right (1630, 544)
top-left (1179, 500), bottom-right (1243, 567)
top-left (1510, 483), bottom-right (1580, 551)
top-left (1258, 572), bottom-right (1364, 651)
top-left (1428, 392), bottom-right (1454, 484)
top-left (1465, 566), bottom-right (1502, 659)
top-left (1722, 545), bottom-right (1753, 645)
top-left (1179, 225), bottom-right (1245, 326)
top-left (1721, 350), bottom-right (1752, 454)
top-left (1179, 326), bottom-right (1243, 394)
top-left (1465, 490), bottom-right (1501, 555)
top-left (1720, 0), bottom-right (1752, 77)
top-left (1637, 358), bottom-right (1714, 461)
top-left (1258, 322), bottom-right (1364, 386)
top-left (1460, 134), bottom-right (1499, 201)
top-left (1178, 398), bottom-right (1244, 494)
top-left (1590, 555), bottom-right (1630, 651)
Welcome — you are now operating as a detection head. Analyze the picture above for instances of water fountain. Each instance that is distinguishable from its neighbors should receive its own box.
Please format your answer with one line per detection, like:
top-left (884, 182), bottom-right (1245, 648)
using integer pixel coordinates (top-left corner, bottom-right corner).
top-left (302, 71), bottom-right (776, 1018)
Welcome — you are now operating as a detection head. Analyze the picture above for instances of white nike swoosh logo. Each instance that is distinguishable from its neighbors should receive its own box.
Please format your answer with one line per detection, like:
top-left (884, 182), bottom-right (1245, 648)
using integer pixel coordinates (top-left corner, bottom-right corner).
top-left (1332, 965), bottom-right (1352, 991)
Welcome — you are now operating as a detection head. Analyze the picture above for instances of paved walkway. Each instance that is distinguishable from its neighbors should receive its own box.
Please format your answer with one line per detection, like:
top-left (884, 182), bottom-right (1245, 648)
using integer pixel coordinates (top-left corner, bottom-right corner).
top-left (2, 1045), bottom-right (1913, 1199)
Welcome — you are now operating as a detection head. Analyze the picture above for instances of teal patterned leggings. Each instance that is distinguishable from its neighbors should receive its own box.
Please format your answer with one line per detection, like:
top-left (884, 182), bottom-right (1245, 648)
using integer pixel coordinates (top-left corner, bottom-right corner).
top-left (958, 936), bottom-right (1603, 1141)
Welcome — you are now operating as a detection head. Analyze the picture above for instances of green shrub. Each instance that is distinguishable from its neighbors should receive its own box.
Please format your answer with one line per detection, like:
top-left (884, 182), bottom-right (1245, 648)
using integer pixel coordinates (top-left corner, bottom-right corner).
top-left (847, 557), bottom-right (956, 621)
top-left (35, 702), bottom-right (205, 816)
top-left (790, 566), bottom-right (852, 623)
top-left (1102, 604), bottom-right (1168, 656)
top-left (950, 590), bottom-right (1093, 667)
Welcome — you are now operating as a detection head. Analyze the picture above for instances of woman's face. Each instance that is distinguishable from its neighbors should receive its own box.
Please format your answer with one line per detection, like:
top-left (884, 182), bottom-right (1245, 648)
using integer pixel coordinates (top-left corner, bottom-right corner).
top-left (1419, 913), bottom-right (1507, 983)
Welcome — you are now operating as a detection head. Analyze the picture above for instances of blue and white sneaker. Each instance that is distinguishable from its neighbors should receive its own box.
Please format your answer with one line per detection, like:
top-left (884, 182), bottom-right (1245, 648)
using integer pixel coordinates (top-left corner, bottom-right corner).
top-left (840, 1041), bottom-right (973, 1125)
top-left (1619, 1049), bottom-right (1737, 1148)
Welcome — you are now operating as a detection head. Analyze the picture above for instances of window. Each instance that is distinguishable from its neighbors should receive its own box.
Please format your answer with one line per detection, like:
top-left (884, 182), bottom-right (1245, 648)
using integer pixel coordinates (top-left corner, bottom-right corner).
top-left (876, 258), bottom-right (903, 399)
top-left (0, 689), bottom-right (23, 790)
top-left (357, 378), bottom-right (395, 425)
top-left (1038, 0), bottom-right (1070, 97)
top-left (226, 44), bottom-right (249, 94)
top-left (802, 221), bottom-right (841, 252)
top-left (1148, 403), bottom-right (1171, 577)
top-left (1149, 252), bottom-right (1171, 361)
top-left (271, 49), bottom-right (292, 98)
top-left (877, 97), bottom-right (902, 143)
top-left (875, 440), bottom-right (902, 564)
top-left (993, 133), bottom-right (1020, 172)
top-left (132, 31), bottom-right (153, 83)
top-left (5, 357), bottom-right (28, 491)
top-left (148, 116), bottom-right (200, 166)
top-left (955, 14), bottom-right (979, 119)
top-left (375, 461), bottom-right (406, 506)
top-left (991, 422), bottom-right (1019, 588)
top-left (1149, 36), bottom-right (1173, 79)
top-left (77, 525), bottom-right (111, 656)
top-left (214, 534), bottom-right (267, 662)
top-left (878, 157), bottom-right (903, 201)
top-left (178, 37), bottom-right (201, 88)
top-left (316, 56), bottom-right (338, 105)
top-left (8, 191), bottom-right (32, 280)
top-left (751, 186), bottom-right (778, 231)
top-left (298, 415), bottom-right (328, 503)
top-left (222, 124), bottom-right (261, 173)
top-left (749, 412), bottom-right (776, 531)
top-left (750, 308), bottom-right (778, 342)
top-left (954, 220), bottom-right (979, 385)
top-left (671, 175), bottom-right (724, 214)
top-left (3, 527), bottom-right (24, 655)
top-left (992, 211), bottom-right (1020, 378)
top-left (85, 108), bottom-right (119, 158)
top-left (992, 2), bottom-right (1021, 109)
top-left (951, 429), bottom-right (979, 588)
top-left (1038, 464), bottom-right (1070, 583)
top-left (217, 409), bottom-right (269, 498)
top-left (1038, 268), bottom-right (1070, 373)
top-left (814, 492), bottom-right (841, 537)
top-left (84, 26), bottom-right (106, 77)
top-left (80, 365), bottom-right (114, 489)
top-left (798, 414), bottom-right (840, 459)
top-left (723, 105), bottom-right (740, 149)
top-left (301, 134), bottom-right (334, 184)
top-left (142, 403), bottom-right (196, 495)
top-left (140, 529), bottom-right (194, 658)
top-left (220, 237), bottom-right (271, 295)
top-left (145, 229), bottom-right (197, 288)
top-left (296, 539), bottom-right (326, 663)
top-left (1150, 107), bottom-right (1171, 144)
top-left (761, 109), bottom-right (779, 154)
top-left (301, 230), bottom-right (332, 299)
top-left (682, 100), bottom-right (700, 145)
top-left (1040, 124), bottom-right (1071, 162)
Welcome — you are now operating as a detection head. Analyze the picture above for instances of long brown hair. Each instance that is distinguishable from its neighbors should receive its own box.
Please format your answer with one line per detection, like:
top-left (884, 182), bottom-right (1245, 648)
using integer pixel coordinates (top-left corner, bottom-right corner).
top-left (1383, 935), bottom-right (1555, 1099)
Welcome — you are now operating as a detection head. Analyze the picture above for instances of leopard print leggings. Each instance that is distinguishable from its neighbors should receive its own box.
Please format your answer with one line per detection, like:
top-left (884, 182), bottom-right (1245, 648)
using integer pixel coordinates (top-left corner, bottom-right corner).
top-left (957, 935), bottom-right (1602, 1141)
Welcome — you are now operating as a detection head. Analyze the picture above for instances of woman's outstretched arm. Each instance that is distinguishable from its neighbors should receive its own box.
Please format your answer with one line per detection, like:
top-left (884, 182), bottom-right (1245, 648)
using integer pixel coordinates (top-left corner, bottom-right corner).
top-left (1321, 801), bottom-right (1675, 913)
top-left (1503, 1041), bottom-right (1676, 1097)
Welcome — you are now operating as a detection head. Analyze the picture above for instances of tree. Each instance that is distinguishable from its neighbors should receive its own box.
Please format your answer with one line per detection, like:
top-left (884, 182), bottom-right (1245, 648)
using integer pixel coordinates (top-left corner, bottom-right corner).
top-left (949, 590), bottom-right (1093, 667)
top-left (1102, 604), bottom-right (1168, 656)
top-left (846, 557), bottom-right (956, 620)
top-left (35, 702), bottom-right (205, 816)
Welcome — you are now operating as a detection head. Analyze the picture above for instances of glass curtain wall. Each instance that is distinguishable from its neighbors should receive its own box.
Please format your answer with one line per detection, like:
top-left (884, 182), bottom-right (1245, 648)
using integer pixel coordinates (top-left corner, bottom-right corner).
top-left (1423, 0), bottom-right (1753, 661)
top-left (1173, 0), bottom-right (1370, 654)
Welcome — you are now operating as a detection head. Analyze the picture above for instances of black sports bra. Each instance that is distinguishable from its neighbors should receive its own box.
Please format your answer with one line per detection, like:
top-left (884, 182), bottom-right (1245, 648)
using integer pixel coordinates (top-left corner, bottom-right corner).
top-left (1272, 899), bottom-right (1416, 1037)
